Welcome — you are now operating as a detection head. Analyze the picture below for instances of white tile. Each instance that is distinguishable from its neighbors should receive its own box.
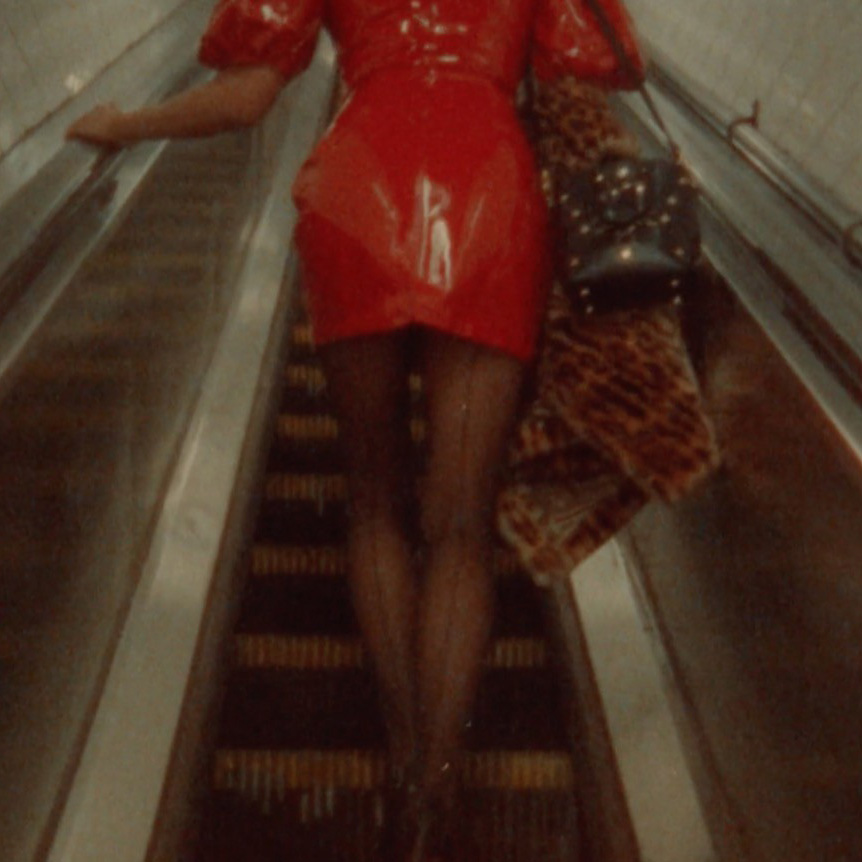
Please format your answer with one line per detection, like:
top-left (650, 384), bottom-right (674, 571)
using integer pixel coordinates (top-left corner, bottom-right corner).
top-left (0, 18), bottom-right (46, 136)
top-left (837, 158), bottom-right (862, 214)
top-left (795, 11), bottom-right (862, 161)
top-left (812, 82), bottom-right (862, 202)
top-left (0, 0), bottom-right (188, 153)
top-left (0, 64), bottom-right (26, 151)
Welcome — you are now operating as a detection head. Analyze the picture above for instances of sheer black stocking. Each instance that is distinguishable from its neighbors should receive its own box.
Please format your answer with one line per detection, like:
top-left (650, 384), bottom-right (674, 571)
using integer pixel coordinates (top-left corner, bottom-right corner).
top-left (320, 328), bottom-right (525, 829)
top-left (319, 332), bottom-right (419, 774)
top-left (416, 333), bottom-right (525, 801)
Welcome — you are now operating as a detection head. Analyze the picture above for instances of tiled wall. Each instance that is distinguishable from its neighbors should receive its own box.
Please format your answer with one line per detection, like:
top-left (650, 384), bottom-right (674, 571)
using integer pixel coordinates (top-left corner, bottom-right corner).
top-left (626, 0), bottom-right (862, 216)
top-left (0, 0), bottom-right (188, 157)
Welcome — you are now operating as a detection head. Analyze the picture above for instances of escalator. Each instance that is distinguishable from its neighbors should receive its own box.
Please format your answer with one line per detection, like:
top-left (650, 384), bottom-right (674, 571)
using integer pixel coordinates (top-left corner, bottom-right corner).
top-left (193, 297), bottom-right (581, 861)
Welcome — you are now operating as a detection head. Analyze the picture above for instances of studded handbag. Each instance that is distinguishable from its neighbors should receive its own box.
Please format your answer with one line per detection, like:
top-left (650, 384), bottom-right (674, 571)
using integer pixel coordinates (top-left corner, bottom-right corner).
top-left (552, 0), bottom-right (701, 316)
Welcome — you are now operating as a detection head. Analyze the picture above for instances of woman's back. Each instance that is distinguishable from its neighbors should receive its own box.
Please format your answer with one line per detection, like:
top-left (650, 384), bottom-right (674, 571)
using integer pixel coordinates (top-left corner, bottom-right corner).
top-left (323, 0), bottom-right (535, 92)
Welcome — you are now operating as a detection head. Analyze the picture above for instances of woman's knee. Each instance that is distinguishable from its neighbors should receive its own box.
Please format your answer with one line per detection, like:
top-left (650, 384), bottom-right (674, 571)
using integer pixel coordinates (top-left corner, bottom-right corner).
top-left (419, 483), bottom-right (495, 549)
top-left (348, 469), bottom-right (412, 528)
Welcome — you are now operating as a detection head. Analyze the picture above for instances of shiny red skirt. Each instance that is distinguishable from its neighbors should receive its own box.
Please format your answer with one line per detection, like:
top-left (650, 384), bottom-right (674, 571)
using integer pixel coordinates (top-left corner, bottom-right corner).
top-left (292, 69), bottom-right (550, 362)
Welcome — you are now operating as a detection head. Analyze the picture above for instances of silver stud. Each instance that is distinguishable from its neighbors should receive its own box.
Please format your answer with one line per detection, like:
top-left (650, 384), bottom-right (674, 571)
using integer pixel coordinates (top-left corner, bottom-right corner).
top-left (667, 195), bottom-right (679, 206)
top-left (585, 304), bottom-right (595, 314)
top-left (659, 213), bottom-right (671, 224)
top-left (579, 287), bottom-right (591, 297)
top-left (579, 224), bottom-right (591, 235)
top-left (673, 295), bottom-right (683, 306)
top-left (671, 278), bottom-right (681, 287)
top-left (616, 165), bottom-right (631, 178)
top-left (673, 246), bottom-right (686, 257)
top-left (619, 246), bottom-right (633, 261)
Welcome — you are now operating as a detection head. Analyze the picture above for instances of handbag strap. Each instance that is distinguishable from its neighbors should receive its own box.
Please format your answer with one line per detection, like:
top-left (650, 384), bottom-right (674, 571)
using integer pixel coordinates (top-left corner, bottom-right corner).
top-left (561, 0), bottom-right (680, 157)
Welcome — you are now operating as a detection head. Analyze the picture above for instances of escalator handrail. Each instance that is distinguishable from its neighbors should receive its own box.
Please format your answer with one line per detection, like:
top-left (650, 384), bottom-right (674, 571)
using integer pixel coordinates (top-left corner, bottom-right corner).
top-left (644, 48), bottom-right (862, 270)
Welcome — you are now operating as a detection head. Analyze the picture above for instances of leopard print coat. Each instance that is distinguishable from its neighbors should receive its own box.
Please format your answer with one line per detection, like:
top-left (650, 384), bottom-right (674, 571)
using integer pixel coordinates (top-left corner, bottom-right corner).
top-left (496, 76), bottom-right (719, 586)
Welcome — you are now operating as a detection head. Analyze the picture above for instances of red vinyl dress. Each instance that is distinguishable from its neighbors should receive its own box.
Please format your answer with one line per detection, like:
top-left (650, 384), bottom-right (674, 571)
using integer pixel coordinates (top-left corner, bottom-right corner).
top-left (199, 0), bottom-right (643, 362)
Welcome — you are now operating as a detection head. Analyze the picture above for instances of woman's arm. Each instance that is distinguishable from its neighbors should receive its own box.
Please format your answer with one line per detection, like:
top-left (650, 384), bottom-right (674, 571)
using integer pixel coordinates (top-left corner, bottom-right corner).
top-left (66, 65), bottom-right (285, 148)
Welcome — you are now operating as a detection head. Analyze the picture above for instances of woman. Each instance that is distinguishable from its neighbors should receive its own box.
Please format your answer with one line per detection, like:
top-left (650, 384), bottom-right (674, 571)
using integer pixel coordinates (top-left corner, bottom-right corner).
top-left (68, 1), bottom-right (643, 857)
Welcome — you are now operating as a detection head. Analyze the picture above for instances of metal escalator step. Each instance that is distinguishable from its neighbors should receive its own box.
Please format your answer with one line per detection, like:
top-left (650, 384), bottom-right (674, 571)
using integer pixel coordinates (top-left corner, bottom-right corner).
top-left (217, 667), bottom-right (383, 750)
top-left (254, 499), bottom-right (348, 545)
top-left (199, 786), bottom-right (578, 862)
top-left (235, 634), bottom-right (364, 669)
top-left (234, 635), bottom-right (547, 670)
top-left (291, 322), bottom-right (315, 349)
top-left (284, 363), bottom-right (423, 398)
top-left (213, 750), bottom-right (574, 793)
top-left (281, 365), bottom-right (332, 413)
top-left (263, 473), bottom-right (348, 503)
top-left (284, 363), bottom-right (327, 393)
top-left (277, 413), bottom-right (339, 440)
top-left (249, 543), bottom-right (522, 578)
top-left (276, 412), bottom-right (426, 443)
top-left (217, 666), bottom-right (565, 751)
top-left (236, 575), bottom-right (358, 636)
top-left (261, 436), bottom-right (344, 473)
top-left (251, 545), bottom-right (348, 577)
top-left (236, 574), bottom-right (545, 638)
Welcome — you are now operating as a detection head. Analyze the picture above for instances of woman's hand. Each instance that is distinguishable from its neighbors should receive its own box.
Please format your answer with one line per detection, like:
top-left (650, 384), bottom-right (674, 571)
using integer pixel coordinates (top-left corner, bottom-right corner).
top-left (65, 103), bottom-right (127, 148)
top-left (63, 67), bottom-right (284, 148)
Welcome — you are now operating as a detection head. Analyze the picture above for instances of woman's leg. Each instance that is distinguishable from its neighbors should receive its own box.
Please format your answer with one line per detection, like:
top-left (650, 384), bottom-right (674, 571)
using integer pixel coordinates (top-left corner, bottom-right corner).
top-left (416, 333), bottom-right (526, 799)
top-left (319, 332), bottom-right (419, 774)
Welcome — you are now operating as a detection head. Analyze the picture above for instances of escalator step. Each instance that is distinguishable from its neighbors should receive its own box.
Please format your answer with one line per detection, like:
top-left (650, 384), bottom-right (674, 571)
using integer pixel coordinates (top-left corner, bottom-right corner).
top-left (263, 472), bottom-right (348, 503)
top-left (284, 363), bottom-right (422, 396)
top-left (236, 574), bottom-right (546, 638)
top-left (253, 499), bottom-right (349, 544)
top-left (216, 666), bottom-right (566, 751)
top-left (198, 787), bottom-right (578, 862)
top-left (274, 412), bottom-right (426, 443)
top-left (233, 634), bottom-right (547, 669)
top-left (236, 574), bottom-right (359, 636)
top-left (250, 544), bottom-right (349, 577)
top-left (213, 749), bottom-right (574, 793)
top-left (248, 543), bottom-right (523, 579)
top-left (280, 364), bottom-right (424, 413)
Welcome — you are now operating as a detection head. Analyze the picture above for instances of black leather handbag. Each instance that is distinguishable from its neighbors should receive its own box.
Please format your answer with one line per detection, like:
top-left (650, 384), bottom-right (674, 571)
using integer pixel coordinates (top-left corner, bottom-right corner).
top-left (554, 0), bottom-right (701, 316)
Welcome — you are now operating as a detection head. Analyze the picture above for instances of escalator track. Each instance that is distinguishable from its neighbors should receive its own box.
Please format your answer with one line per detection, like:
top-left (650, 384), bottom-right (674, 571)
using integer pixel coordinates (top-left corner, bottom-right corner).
top-left (193, 296), bottom-right (582, 860)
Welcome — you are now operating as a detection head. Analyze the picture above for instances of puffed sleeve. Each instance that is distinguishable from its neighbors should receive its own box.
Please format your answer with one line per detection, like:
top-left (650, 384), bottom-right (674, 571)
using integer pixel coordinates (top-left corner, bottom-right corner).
top-left (198, 0), bottom-right (324, 80)
top-left (531, 0), bottom-right (645, 89)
